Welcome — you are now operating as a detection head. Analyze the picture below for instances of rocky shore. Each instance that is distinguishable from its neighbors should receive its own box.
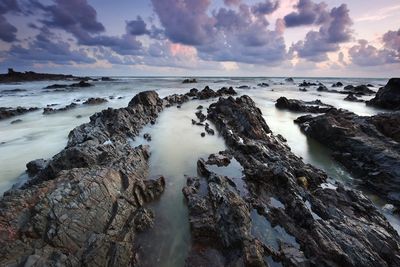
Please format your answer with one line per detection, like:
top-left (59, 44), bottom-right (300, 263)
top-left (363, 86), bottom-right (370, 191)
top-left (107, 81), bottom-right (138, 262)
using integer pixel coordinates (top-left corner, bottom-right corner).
top-left (182, 95), bottom-right (400, 266)
top-left (1, 85), bottom-right (400, 266)
top-left (0, 68), bottom-right (82, 83)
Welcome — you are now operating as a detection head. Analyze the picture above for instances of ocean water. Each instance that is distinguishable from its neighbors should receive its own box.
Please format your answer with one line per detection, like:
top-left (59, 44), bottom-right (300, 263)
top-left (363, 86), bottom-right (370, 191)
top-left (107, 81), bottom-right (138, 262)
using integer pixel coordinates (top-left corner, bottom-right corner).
top-left (0, 76), bottom-right (396, 266)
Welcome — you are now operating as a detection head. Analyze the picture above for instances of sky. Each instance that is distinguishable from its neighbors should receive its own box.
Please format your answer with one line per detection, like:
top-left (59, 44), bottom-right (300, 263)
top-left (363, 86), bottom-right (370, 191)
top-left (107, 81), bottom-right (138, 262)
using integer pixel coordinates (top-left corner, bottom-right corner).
top-left (0, 0), bottom-right (399, 77)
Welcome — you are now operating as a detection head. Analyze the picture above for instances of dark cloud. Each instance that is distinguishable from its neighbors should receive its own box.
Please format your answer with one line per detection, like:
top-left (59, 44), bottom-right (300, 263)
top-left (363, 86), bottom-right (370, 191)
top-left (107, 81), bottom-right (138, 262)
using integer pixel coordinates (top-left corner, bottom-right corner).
top-left (383, 28), bottom-right (400, 52)
top-left (349, 40), bottom-right (399, 66)
top-left (126, 16), bottom-right (149, 36)
top-left (224, 0), bottom-right (241, 6)
top-left (290, 4), bottom-right (352, 62)
top-left (0, 0), bottom-right (21, 42)
top-left (8, 27), bottom-right (95, 64)
top-left (150, 0), bottom-right (215, 46)
top-left (252, 1), bottom-right (280, 16)
top-left (284, 0), bottom-right (329, 27)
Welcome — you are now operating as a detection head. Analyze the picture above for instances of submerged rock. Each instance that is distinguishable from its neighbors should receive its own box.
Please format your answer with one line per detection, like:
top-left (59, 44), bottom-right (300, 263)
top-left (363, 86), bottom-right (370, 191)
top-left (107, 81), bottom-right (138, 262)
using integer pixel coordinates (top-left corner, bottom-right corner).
top-left (296, 109), bottom-right (400, 209)
top-left (299, 80), bottom-right (317, 87)
top-left (344, 93), bottom-right (364, 102)
top-left (257, 82), bottom-right (269, 87)
top-left (183, 78), bottom-right (197, 84)
top-left (332, 81), bottom-right (343, 87)
top-left (0, 106), bottom-right (39, 120)
top-left (367, 78), bottom-right (400, 110)
top-left (43, 103), bottom-right (78, 114)
top-left (285, 77), bottom-right (294, 83)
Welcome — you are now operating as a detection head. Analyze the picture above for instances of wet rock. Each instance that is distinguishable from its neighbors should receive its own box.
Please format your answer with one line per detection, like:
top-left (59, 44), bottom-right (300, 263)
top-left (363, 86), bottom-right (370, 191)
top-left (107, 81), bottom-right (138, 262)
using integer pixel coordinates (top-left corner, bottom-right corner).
top-left (275, 97), bottom-right (334, 113)
top-left (299, 88), bottom-right (308, 92)
top-left (1, 88), bottom-right (27, 94)
top-left (0, 107), bottom-right (39, 120)
top-left (43, 103), bottom-right (78, 114)
top-left (237, 85), bottom-right (250, 89)
top-left (257, 83), bottom-right (269, 87)
top-left (344, 93), bottom-right (363, 102)
top-left (367, 78), bottom-right (400, 110)
top-left (70, 80), bottom-right (93, 88)
top-left (10, 119), bottom-right (22, 124)
top-left (201, 132), bottom-right (206, 137)
top-left (367, 84), bottom-right (374, 87)
top-left (196, 105), bottom-right (203, 110)
top-left (186, 88), bottom-right (199, 97)
top-left (285, 77), bottom-right (294, 83)
top-left (195, 110), bottom-right (206, 122)
top-left (296, 109), bottom-right (400, 208)
top-left (205, 124), bottom-right (215, 135)
top-left (206, 152), bottom-right (232, 167)
top-left (299, 80), bottom-right (317, 87)
top-left (346, 84), bottom-right (375, 95)
top-left (143, 133), bottom-right (152, 141)
top-left (26, 159), bottom-right (49, 176)
top-left (183, 78), bottom-right (197, 84)
top-left (101, 77), bottom-right (114, 81)
top-left (317, 85), bottom-right (328, 91)
top-left (0, 91), bottom-right (167, 266)
top-left (197, 86), bottom-right (217, 99)
top-left (83, 97), bottom-right (108, 105)
top-left (217, 86), bottom-right (237, 96)
top-left (44, 84), bottom-right (67, 89)
top-left (203, 95), bottom-right (400, 266)
top-left (332, 82), bottom-right (343, 87)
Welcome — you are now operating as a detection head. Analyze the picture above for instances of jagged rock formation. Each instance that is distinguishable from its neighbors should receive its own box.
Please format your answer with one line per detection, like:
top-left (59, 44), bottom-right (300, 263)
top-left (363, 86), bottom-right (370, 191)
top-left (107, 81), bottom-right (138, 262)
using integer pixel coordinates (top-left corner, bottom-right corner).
top-left (367, 78), bottom-right (400, 110)
top-left (0, 107), bottom-right (39, 120)
top-left (275, 97), bottom-right (334, 113)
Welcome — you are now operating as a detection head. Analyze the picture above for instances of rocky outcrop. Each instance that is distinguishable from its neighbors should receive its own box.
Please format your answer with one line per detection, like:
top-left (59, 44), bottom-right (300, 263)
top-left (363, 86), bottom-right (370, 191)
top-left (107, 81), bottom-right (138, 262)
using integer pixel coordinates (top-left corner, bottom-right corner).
top-left (43, 103), bottom-right (78, 114)
top-left (275, 97), bottom-right (334, 113)
top-left (332, 82), bottom-right (343, 87)
top-left (343, 84), bottom-right (375, 95)
top-left (0, 106), bottom-right (39, 120)
top-left (344, 93), bottom-right (364, 102)
top-left (0, 68), bottom-right (78, 83)
top-left (299, 80), bottom-right (318, 87)
top-left (285, 77), bottom-right (294, 83)
top-left (182, 95), bottom-right (400, 266)
top-left (367, 78), bottom-right (400, 110)
top-left (257, 83), bottom-right (269, 87)
top-left (183, 78), bottom-right (197, 84)
top-left (296, 109), bottom-right (400, 209)
top-left (83, 97), bottom-right (108, 105)
top-left (44, 81), bottom-right (94, 90)
top-left (0, 91), bottom-right (168, 266)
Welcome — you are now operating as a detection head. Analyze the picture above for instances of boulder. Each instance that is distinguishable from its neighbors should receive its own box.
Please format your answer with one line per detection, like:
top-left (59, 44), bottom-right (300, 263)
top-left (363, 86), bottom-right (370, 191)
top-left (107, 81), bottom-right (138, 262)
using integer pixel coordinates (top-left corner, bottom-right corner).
top-left (367, 78), bottom-right (400, 110)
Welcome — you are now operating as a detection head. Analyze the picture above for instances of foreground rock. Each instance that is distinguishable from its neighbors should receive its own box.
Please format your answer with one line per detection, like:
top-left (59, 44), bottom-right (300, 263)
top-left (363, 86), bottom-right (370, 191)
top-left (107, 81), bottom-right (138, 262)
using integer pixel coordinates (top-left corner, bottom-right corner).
top-left (367, 78), bottom-right (400, 110)
top-left (0, 106), bottom-right (39, 120)
top-left (183, 95), bottom-right (400, 266)
top-left (0, 68), bottom-right (78, 83)
top-left (296, 109), bottom-right (400, 209)
top-left (275, 97), bottom-right (334, 113)
top-left (0, 91), bottom-right (169, 266)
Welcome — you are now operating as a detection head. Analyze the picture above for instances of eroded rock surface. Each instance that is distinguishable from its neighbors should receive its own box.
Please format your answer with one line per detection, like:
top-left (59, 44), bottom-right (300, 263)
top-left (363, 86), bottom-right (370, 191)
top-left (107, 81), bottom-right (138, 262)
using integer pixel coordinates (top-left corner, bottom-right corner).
top-left (275, 97), bottom-right (334, 113)
top-left (296, 109), bottom-right (400, 209)
top-left (183, 95), bottom-right (400, 266)
top-left (367, 78), bottom-right (400, 110)
top-left (0, 107), bottom-right (39, 120)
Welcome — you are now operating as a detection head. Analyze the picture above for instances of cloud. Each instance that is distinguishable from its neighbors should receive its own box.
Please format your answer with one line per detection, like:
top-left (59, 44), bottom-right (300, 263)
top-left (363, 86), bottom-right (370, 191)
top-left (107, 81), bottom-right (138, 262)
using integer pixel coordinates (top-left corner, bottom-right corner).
top-left (224, 0), bottom-right (241, 6)
top-left (0, 0), bottom-right (21, 42)
top-left (290, 3), bottom-right (352, 62)
top-left (252, 1), bottom-right (280, 16)
top-left (383, 28), bottom-right (400, 52)
top-left (8, 27), bottom-right (95, 65)
top-left (349, 39), bottom-right (399, 66)
top-left (126, 16), bottom-right (150, 36)
top-left (284, 0), bottom-right (329, 27)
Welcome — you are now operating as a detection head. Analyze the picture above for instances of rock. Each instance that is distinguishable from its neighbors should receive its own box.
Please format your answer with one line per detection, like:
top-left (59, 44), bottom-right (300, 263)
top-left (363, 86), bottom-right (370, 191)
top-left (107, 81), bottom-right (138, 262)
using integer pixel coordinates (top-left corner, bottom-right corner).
top-left (367, 84), bottom-right (374, 87)
top-left (0, 107), bottom-right (39, 120)
top-left (186, 88), bottom-right (199, 97)
top-left (0, 68), bottom-right (79, 83)
top-left (198, 86), bottom-right (217, 100)
top-left (197, 105), bottom-right (203, 110)
top-left (101, 77), bottom-right (114, 81)
top-left (257, 83), bottom-right (269, 87)
top-left (275, 97), bottom-right (334, 113)
top-left (237, 85), bottom-right (250, 89)
top-left (70, 80), bottom-right (93, 88)
top-left (10, 119), bottom-right (22, 124)
top-left (344, 85), bottom-right (375, 95)
top-left (0, 91), bottom-right (167, 266)
top-left (295, 109), bottom-right (400, 208)
top-left (367, 78), bottom-right (400, 110)
top-left (206, 152), bottom-right (232, 166)
top-left (344, 93), bottom-right (363, 102)
top-left (299, 80), bottom-right (317, 87)
top-left (44, 84), bottom-right (67, 89)
top-left (201, 132), bottom-right (206, 137)
top-left (1, 88), bottom-right (27, 94)
top-left (195, 110), bottom-right (206, 122)
top-left (317, 85), bottom-right (328, 91)
top-left (285, 77), bottom-right (294, 83)
top-left (217, 86), bottom-right (237, 96)
top-left (183, 78), bottom-right (197, 84)
top-left (205, 124), bottom-right (215, 135)
top-left (202, 95), bottom-right (400, 267)
top-left (83, 97), bottom-right (108, 105)
top-left (299, 88), bottom-right (308, 92)
top-left (43, 103), bottom-right (78, 114)
top-left (332, 82), bottom-right (343, 87)
top-left (143, 133), bottom-right (151, 141)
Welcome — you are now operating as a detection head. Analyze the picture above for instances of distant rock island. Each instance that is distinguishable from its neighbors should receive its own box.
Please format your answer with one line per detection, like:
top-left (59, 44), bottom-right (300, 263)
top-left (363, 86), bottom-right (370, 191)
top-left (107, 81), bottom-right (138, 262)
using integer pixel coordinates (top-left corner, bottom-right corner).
top-left (0, 68), bottom-right (82, 83)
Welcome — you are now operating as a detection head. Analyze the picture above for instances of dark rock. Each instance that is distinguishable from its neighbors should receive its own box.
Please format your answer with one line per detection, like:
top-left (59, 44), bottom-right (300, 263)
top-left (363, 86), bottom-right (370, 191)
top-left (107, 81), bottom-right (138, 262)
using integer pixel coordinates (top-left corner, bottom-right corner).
top-left (299, 88), bottom-right (308, 92)
top-left (257, 83), bottom-right (269, 87)
top-left (0, 69), bottom-right (78, 83)
top-left (186, 88), bottom-right (199, 97)
top-left (10, 119), bottom-right (22, 124)
top-left (299, 80), bottom-right (317, 87)
top-left (332, 82), bottom-right (343, 87)
top-left (197, 105), bottom-right (203, 110)
top-left (367, 78), bottom-right (400, 110)
top-left (83, 97), bottom-right (108, 105)
top-left (217, 86), bottom-right (237, 96)
top-left (285, 77), bottom-right (294, 83)
top-left (206, 151), bottom-right (232, 166)
top-left (367, 84), bottom-right (374, 87)
top-left (275, 97), bottom-right (334, 113)
top-left (195, 110), bottom-right (207, 122)
top-left (201, 132), bottom-right (206, 137)
top-left (296, 109), bottom-right (400, 208)
top-left (26, 159), bottom-right (49, 176)
top-left (183, 78), bottom-right (197, 84)
top-left (1, 88), bottom-right (27, 94)
top-left (143, 133), bottom-right (152, 141)
top-left (197, 86), bottom-right (217, 99)
top-left (43, 103), bottom-right (78, 114)
top-left (101, 77), bottom-right (114, 81)
top-left (0, 107), bottom-right (39, 120)
top-left (205, 124), bottom-right (215, 135)
top-left (0, 91), bottom-right (167, 266)
top-left (237, 85), bottom-right (250, 89)
top-left (317, 85), bottom-right (328, 91)
top-left (76, 115), bottom-right (82, 118)
top-left (44, 84), bottom-right (67, 89)
top-left (344, 93), bottom-right (363, 102)
top-left (70, 80), bottom-right (93, 88)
